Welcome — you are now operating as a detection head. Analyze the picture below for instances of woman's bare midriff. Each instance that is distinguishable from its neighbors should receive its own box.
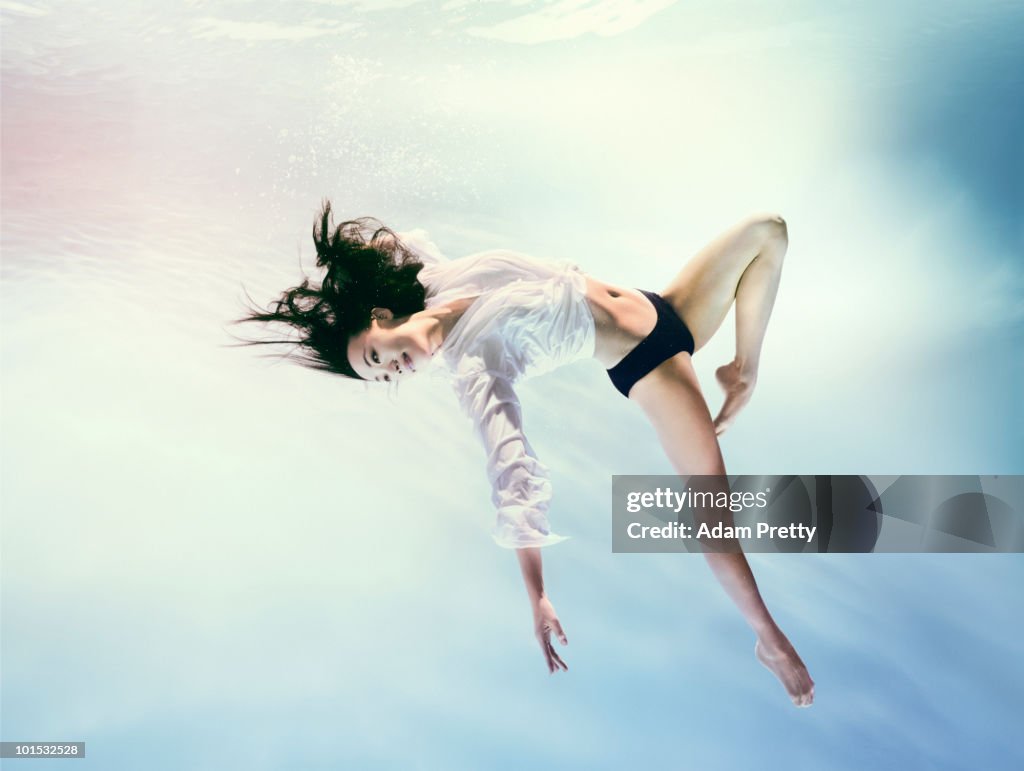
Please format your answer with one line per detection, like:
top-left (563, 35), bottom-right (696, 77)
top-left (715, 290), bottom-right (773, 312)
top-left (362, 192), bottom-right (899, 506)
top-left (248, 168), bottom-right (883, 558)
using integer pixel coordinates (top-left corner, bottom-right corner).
top-left (582, 275), bottom-right (659, 369)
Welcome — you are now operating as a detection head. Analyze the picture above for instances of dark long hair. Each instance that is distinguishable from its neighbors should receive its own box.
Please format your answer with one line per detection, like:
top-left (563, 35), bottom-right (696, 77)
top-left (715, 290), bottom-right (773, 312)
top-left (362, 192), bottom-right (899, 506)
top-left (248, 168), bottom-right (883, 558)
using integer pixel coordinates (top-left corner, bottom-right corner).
top-left (232, 201), bottom-right (427, 379)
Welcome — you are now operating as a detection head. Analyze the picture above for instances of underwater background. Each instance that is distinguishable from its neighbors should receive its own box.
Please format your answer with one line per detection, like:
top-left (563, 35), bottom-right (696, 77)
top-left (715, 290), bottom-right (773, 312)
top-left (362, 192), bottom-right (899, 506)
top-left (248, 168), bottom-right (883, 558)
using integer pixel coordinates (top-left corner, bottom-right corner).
top-left (2, 1), bottom-right (1022, 768)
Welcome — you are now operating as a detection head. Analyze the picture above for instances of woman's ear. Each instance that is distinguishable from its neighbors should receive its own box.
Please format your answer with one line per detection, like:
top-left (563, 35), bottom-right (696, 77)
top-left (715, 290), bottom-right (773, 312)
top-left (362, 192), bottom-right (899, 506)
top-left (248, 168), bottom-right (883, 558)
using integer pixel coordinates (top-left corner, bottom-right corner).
top-left (370, 307), bottom-right (394, 322)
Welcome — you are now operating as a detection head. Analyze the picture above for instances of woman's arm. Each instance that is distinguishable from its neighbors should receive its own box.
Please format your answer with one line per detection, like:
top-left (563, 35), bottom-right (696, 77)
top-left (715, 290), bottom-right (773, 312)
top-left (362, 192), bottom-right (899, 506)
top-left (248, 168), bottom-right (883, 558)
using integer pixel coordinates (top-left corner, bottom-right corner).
top-left (450, 367), bottom-right (571, 671)
top-left (453, 368), bottom-right (569, 548)
top-left (516, 547), bottom-right (569, 673)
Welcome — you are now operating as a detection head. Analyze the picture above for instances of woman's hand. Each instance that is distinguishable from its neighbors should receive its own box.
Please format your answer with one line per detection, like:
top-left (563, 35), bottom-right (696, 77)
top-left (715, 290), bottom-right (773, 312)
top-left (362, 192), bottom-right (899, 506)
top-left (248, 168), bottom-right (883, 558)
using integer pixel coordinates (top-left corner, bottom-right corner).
top-left (515, 547), bottom-right (568, 674)
top-left (532, 595), bottom-right (569, 674)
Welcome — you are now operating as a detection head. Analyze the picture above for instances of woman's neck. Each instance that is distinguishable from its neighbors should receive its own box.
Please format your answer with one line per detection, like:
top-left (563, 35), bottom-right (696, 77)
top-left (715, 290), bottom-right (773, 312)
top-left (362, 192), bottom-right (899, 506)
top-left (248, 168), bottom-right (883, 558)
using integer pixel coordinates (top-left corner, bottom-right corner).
top-left (422, 295), bottom-right (478, 352)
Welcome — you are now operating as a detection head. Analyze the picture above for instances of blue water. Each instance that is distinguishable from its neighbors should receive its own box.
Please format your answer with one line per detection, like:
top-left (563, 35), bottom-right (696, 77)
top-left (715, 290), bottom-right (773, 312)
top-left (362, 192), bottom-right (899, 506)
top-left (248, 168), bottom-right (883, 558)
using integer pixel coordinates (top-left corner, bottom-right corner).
top-left (2, 1), bottom-right (1022, 769)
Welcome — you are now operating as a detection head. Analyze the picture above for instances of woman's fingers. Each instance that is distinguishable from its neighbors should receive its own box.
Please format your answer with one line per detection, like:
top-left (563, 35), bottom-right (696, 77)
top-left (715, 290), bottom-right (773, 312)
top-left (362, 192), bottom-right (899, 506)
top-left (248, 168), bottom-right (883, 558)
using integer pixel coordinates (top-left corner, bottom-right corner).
top-left (552, 618), bottom-right (568, 646)
top-left (537, 632), bottom-right (556, 672)
top-left (548, 641), bottom-right (568, 671)
top-left (537, 631), bottom-right (568, 673)
top-left (534, 607), bottom-right (569, 673)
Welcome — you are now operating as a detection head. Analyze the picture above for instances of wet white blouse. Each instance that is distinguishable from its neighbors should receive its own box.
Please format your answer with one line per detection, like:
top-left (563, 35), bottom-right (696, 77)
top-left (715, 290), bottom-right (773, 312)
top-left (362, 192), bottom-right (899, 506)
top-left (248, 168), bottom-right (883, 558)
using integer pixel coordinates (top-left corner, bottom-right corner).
top-left (397, 229), bottom-right (596, 549)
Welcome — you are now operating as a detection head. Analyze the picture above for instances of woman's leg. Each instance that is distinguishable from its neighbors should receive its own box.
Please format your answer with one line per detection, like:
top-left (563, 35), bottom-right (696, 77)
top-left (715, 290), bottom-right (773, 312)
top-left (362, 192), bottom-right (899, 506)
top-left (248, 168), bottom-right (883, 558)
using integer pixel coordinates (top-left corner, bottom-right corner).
top-left (630, 352), bottom-right (814, 707)
top-left (660, 214), bottom-right (789, 435)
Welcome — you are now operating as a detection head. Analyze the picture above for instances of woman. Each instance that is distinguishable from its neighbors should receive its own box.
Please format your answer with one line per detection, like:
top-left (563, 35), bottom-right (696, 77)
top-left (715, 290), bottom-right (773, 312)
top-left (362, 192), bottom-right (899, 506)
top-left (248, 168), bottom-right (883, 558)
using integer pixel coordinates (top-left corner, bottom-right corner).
top-left (238, 202), bottom-right (815, 707)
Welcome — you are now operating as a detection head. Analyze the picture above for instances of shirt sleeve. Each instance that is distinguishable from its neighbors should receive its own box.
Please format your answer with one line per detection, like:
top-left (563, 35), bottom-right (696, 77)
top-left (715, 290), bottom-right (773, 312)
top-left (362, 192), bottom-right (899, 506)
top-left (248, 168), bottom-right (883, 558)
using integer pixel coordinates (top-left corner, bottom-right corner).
top-left (396, 228), bottom-right (448, 266)
top-left (452, 366), bottom-right (570, 549)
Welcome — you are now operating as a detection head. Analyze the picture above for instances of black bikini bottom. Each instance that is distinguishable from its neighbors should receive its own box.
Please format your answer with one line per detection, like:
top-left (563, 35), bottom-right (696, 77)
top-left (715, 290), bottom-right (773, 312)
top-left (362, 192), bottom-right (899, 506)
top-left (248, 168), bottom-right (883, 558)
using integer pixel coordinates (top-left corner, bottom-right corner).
top-left (606, 290), bottom-right (695, 398)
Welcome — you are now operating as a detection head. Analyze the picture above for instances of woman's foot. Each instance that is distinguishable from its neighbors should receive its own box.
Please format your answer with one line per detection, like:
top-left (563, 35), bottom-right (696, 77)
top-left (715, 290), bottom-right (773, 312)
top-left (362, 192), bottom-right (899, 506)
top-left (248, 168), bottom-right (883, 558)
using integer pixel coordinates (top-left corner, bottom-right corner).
top-left (713, 360), bottom-right (756, 435)
top-left (754, 634), bottom-right (815, 707)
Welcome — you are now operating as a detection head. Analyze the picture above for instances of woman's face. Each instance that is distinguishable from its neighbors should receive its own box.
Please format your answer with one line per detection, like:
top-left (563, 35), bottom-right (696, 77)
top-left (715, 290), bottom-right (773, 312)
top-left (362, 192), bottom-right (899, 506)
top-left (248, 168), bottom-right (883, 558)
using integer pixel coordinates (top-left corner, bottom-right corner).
top-left (346, 309), bottom-right (438, 383)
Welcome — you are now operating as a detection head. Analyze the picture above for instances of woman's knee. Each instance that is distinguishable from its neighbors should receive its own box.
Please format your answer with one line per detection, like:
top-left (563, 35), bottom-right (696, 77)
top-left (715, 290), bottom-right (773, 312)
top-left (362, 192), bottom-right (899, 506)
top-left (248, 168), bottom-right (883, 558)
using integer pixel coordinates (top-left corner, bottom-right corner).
top-left (743, 213), bottom-right (788, 245)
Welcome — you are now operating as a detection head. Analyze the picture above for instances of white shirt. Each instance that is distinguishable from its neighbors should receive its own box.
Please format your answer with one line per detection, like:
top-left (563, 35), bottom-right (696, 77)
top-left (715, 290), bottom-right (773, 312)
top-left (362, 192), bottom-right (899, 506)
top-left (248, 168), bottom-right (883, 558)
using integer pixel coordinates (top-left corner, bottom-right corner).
top-left (398, 229), bottom-right (596, 548)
